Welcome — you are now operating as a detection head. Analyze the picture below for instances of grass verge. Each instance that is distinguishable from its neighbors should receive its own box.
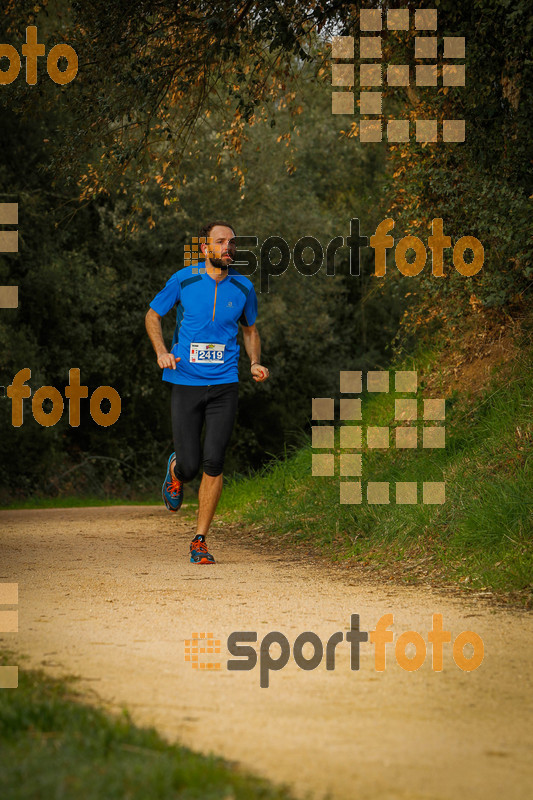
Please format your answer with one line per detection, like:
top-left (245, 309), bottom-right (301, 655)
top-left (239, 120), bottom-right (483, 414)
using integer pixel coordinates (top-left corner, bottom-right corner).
top-left (0, 651), bottom-right (293, 800)
top-left (0, 495), bottom-right (161, 511)
top-left (1, 495), bottom-right (199, 511)
top-left (219, 345), bottom-right (533, 606)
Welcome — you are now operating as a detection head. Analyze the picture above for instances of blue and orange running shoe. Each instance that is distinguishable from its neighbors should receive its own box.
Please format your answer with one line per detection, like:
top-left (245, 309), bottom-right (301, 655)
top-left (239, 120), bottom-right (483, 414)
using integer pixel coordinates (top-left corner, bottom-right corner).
top-left (190, 534), bottom-right (215, 564)
top-left (162, 452), bottom-right (183, 512)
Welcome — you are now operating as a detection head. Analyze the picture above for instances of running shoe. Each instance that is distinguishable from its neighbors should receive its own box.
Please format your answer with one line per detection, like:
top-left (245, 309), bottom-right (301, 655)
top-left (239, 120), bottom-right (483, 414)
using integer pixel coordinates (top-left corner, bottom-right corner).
top-left (190, 534), bottom-right (215, 564)
top-left (162, 452), bottom-right (183, 512)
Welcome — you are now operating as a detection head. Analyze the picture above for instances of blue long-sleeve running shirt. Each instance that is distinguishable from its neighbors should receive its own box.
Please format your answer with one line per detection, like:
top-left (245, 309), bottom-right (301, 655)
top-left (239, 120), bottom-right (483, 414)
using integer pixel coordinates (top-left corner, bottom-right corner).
top-left (149, 263), bottom-right (258, 386)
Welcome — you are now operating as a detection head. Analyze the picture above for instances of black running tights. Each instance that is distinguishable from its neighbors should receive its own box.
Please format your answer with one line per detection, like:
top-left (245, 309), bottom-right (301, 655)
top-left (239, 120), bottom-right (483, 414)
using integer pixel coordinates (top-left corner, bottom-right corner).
top-left (170, 382), bottom-right (239, 481)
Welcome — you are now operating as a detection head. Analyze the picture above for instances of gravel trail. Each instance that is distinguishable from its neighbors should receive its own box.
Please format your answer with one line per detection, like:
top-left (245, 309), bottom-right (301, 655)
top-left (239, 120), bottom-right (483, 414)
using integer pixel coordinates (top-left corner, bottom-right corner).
top-left (1, 506), bottom-right (531, 800)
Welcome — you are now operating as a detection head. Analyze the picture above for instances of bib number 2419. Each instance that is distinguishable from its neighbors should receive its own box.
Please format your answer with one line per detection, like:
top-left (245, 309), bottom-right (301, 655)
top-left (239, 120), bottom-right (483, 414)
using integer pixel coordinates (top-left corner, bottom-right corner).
top-left (190, 343), bottom-right (225, 363)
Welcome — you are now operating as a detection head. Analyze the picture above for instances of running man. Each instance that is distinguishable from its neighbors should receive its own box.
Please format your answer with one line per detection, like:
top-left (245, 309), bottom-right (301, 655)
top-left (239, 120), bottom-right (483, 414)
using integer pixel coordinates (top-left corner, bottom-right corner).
top-left (145, 221), bottom-right (268, 564)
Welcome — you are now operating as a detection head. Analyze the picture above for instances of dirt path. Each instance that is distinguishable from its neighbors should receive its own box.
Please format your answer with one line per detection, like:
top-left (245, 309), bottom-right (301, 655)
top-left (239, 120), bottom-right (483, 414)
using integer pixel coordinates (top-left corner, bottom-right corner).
top-left (1, 506), bottom-right (531, 800)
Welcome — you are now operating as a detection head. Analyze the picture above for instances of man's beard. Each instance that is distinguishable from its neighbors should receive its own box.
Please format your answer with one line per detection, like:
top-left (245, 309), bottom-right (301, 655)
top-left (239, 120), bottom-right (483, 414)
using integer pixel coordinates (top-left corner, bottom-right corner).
top-left (208, 247), bottom-right (234, 270)
top-left (209, 255), bottom-right (230, 270)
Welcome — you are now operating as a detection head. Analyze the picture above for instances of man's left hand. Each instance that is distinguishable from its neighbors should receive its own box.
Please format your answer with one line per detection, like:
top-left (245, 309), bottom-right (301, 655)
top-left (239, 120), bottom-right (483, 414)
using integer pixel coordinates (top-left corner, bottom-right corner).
top-left (251, 364), bottom-right (269, 382)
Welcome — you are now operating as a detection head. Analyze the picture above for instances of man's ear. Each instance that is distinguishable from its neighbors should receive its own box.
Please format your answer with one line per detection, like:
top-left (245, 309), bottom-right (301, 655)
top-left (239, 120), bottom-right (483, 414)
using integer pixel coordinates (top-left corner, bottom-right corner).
top-left (200, 237), bottom-right (212, 258)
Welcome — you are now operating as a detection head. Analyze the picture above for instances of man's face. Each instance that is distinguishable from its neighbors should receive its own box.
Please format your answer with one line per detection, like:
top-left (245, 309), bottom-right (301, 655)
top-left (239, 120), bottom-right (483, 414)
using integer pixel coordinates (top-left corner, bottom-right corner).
top-left (202, 225), bottom-right (236, 270)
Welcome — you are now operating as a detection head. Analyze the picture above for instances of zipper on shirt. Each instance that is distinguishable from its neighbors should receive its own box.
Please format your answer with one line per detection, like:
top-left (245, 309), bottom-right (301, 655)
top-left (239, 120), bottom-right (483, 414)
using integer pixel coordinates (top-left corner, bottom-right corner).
top-left (212, 282), bottom-right (218, 321)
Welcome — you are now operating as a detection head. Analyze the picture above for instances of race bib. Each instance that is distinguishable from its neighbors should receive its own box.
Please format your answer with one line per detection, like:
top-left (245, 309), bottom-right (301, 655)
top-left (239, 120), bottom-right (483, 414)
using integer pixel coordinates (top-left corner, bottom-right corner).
top-left (189, 342), bottom-right (225, 364)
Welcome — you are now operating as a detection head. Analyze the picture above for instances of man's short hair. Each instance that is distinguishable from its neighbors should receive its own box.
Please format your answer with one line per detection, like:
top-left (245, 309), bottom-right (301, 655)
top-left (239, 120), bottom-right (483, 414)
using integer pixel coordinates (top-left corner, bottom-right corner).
top-left (198, 220), bottom-right (236, 241)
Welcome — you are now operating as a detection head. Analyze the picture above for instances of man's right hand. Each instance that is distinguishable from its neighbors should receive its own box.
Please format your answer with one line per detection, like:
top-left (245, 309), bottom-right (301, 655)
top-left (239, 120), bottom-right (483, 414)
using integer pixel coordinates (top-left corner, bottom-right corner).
top-left (157, 353), bottom-right (181, 370)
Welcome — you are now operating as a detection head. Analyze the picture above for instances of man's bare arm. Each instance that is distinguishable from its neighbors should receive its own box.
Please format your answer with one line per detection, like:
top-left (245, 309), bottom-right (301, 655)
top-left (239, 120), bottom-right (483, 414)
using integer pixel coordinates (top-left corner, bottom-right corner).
top-left (145, 308), bottom-right (180, 370)
top-left (241, 323), bottom-right (269, 382)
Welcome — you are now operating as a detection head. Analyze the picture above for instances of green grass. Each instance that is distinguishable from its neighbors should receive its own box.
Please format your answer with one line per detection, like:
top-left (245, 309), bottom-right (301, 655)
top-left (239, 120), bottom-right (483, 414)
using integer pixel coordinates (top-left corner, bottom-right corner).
top-left (0, 652), bottom-right (294, 800)
top-left (1, 495), bottom-right (160, 511)
top-left (219, 348), bottom-right (533, 603)
top-left (1, 495), bottom-right (198, 511)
